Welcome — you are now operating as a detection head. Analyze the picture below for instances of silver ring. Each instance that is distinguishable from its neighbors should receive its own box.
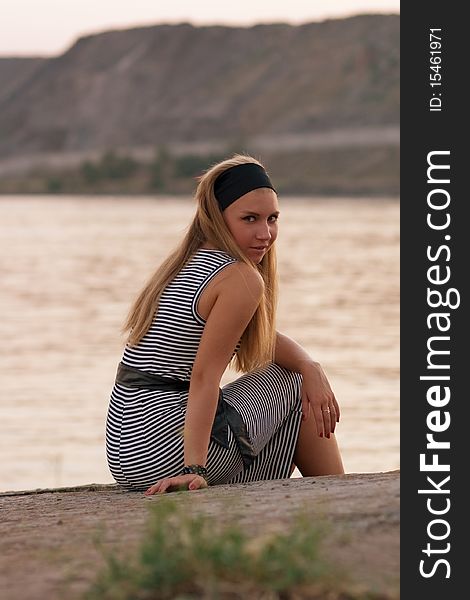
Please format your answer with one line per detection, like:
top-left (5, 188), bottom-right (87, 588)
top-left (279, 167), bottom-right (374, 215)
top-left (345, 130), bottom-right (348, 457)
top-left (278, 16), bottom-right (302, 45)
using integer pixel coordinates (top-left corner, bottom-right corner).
top-left (322, 407), bottom-right (330, 413)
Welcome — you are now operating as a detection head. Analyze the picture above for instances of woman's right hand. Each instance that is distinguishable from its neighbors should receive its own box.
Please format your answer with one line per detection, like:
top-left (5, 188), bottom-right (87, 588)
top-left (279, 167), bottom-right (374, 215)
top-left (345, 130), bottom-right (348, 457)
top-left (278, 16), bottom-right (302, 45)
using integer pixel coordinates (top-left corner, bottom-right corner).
top-left (144, 473), bottom-right (208, 495)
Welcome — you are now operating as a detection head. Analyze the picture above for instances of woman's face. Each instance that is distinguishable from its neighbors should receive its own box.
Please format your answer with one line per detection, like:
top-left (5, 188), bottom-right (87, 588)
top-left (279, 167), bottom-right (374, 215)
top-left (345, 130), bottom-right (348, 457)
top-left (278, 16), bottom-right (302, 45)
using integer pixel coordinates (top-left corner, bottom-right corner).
top-left (222, 187), bottom-right (279, 263)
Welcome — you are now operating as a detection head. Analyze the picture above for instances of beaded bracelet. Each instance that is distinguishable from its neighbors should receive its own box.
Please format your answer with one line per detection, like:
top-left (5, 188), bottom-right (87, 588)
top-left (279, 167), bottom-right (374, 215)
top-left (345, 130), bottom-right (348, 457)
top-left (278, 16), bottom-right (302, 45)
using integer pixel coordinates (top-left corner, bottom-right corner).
top-left (181, 464), bottom-right (208, 482)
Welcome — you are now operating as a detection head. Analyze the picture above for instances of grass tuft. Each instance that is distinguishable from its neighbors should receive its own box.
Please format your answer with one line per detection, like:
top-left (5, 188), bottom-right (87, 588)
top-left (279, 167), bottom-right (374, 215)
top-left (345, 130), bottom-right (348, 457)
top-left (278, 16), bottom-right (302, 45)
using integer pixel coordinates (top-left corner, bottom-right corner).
top-left (86, 497), bottom-right (361, 600)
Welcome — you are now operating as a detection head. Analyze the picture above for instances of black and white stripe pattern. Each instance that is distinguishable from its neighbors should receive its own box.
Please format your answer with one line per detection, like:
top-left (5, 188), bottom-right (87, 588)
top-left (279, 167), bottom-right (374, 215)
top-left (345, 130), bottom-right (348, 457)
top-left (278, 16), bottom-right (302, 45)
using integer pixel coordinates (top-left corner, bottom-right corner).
top-left (106, 249), bottom-right (303, 490)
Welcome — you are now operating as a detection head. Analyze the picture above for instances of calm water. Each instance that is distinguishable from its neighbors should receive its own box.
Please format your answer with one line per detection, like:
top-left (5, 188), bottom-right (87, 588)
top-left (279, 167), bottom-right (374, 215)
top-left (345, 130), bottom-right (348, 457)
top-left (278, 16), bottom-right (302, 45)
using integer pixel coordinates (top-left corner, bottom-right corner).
top-left (0, 195), bottom-right (399, 492)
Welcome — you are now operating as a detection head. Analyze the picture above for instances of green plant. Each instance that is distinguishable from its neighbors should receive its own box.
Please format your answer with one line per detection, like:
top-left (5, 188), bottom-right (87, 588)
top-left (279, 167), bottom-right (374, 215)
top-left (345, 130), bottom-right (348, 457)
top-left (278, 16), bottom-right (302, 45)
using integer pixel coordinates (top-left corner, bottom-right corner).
top-left (99, 151), bottom-right (138, 180)
top-left (86, 498), bottom-right (340, 600)
top-left (45, 176), bottom-right (63, 193)
top-left (174, 154), bottom-right (224, 179)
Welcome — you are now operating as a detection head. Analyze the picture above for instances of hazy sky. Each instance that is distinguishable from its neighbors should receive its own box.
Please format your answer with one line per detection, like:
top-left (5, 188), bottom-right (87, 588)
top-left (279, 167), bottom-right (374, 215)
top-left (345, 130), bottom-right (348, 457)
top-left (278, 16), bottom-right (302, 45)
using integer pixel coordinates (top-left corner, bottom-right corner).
top-left (2, 1), bottom-right (399, 56)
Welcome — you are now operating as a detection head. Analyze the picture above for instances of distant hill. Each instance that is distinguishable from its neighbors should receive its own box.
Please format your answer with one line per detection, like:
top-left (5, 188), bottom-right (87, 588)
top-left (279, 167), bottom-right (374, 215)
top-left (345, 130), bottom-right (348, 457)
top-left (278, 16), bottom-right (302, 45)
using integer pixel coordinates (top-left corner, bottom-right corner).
top-left (0, 15), bottom-right (399, 195)
top-left (0, 57), bottom-right (47, 103)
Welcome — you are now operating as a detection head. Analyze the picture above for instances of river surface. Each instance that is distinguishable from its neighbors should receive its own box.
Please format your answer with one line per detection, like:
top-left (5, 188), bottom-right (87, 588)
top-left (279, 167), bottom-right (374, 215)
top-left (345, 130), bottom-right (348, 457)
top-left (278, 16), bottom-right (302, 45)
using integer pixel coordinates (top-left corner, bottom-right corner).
top-left (0, 195), bottom-right (399, 491)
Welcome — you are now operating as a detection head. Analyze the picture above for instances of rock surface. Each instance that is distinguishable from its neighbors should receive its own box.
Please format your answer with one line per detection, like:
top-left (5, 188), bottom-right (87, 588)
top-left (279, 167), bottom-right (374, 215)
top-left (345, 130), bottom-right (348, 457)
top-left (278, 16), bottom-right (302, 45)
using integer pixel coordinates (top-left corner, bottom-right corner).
top-left (0, 471), bottom-right (399, 599)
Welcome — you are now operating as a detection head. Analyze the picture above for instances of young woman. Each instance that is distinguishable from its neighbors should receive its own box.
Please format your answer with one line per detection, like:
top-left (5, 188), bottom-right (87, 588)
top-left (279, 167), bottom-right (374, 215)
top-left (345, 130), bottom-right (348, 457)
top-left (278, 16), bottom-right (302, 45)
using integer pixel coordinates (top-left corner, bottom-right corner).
top-left (106, 154), bottom-right (344, 495)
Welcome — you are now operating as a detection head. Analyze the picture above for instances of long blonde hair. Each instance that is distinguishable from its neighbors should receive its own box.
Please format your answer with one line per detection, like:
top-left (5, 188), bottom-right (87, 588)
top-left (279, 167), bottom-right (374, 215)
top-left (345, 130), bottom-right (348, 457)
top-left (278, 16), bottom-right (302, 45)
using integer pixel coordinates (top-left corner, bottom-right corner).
top-left (123, 153), bottom-right (278, 373)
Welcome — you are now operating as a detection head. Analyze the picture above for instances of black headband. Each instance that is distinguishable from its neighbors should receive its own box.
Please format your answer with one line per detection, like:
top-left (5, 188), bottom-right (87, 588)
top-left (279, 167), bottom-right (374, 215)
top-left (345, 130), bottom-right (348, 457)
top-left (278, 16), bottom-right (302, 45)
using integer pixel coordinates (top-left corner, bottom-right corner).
top-left (214, 163), bottom-right (276, 211)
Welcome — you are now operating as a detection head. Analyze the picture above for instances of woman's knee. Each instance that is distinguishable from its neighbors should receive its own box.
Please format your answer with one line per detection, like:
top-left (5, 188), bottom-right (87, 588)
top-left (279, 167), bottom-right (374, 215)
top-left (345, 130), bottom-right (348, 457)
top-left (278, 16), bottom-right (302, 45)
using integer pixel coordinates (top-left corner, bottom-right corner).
top-left (269, 363), bottom-right (303, 410)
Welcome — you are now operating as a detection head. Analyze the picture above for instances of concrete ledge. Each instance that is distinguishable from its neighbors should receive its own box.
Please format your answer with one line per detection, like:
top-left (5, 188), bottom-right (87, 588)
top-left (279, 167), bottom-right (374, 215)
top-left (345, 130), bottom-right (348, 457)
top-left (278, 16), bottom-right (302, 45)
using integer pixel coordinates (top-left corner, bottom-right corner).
top-left (0, 471), bottom-right (399, 599)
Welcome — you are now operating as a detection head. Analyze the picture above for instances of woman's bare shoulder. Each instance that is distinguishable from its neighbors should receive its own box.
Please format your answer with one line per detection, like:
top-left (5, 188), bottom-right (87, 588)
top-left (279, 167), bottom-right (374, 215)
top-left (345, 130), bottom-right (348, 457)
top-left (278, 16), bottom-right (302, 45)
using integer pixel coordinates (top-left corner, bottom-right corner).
top-left (197, 261), bottom-right (263, 321)
top-left (215, 261), bottom-right (264, 296)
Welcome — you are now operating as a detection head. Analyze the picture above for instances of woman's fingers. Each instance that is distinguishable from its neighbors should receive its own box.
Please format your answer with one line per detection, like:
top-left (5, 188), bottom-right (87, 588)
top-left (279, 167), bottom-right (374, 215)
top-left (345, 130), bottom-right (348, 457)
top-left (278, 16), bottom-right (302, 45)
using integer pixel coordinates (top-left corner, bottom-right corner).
top-left (332, 394), bottom-right (340, 422)
top-left (189, 475), bottom-right (208, 490)
top-left (144, 474), bottom-right (208, 495)
top-left (188, 478), bottom-right (199, 490)
top-left (309, 402), bottom-right (340, 437)
top-left (322, 406), bottom-right (332, 438)
top-left (311, 402), bottom-right (335, 438)
top-left (329, 404), bottom-right (337, 433)
top-left (312, 405), bottom-right (324, 437)
top-left (144, 476), bottom-right (181, 495)
top-left (144, 481), bottom-right (163, 495)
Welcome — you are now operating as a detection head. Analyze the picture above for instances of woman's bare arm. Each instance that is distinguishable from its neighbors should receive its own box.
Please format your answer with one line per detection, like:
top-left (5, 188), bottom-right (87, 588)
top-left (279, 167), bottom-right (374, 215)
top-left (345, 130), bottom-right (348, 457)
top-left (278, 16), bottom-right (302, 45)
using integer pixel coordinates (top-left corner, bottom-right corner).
top-left (144, 263), bottom-right (263, 494)
top-left (184, 263), bottom-right (264, 466)
top-left (274, 330), bottom-right (317, 373)
top-left (274, 330), bottom-right (340, 434)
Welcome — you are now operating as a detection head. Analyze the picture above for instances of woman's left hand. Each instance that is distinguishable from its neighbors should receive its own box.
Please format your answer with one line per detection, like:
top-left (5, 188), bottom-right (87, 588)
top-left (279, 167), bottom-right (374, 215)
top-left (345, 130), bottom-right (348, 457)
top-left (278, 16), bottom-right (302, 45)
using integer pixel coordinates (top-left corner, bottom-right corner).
top-left (144, 473), bottom-right (208, 495)
top-left (300, 361), bottom-right (340, 438)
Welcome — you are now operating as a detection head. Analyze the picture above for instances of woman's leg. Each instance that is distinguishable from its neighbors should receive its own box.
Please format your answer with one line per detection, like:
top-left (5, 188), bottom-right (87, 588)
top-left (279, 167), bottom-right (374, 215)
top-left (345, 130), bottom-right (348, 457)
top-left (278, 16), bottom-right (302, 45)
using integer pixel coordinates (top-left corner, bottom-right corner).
top-left (222, 362), bottom-right (344, 482)
top-left (293, 414), bottom-right (344, 476)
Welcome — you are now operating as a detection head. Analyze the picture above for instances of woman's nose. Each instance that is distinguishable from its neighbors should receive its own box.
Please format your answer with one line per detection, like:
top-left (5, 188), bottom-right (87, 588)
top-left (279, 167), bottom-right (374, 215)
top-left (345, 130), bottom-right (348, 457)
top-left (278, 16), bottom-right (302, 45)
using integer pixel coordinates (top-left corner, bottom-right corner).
top-left (256, 221), bottom-right (272, 240)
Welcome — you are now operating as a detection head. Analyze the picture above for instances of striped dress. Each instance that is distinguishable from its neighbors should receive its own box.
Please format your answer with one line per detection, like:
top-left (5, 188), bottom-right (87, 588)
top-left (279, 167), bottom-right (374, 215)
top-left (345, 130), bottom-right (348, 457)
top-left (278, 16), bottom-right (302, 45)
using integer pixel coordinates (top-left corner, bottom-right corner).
top-left (106, 248), bottom-right (303, 490)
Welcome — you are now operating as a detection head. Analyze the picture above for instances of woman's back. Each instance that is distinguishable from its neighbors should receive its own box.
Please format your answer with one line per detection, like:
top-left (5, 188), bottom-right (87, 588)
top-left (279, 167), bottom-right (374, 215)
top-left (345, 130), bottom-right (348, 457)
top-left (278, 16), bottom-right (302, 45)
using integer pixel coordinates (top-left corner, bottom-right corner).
top-left (121, 248), bottom-right (238, 380)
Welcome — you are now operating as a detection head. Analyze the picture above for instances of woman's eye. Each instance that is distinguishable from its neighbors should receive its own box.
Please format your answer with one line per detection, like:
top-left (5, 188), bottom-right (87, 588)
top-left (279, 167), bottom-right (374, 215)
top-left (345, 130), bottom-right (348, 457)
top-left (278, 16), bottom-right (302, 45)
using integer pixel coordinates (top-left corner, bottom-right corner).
top-left (243, 215), bottom-right (278, 222)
